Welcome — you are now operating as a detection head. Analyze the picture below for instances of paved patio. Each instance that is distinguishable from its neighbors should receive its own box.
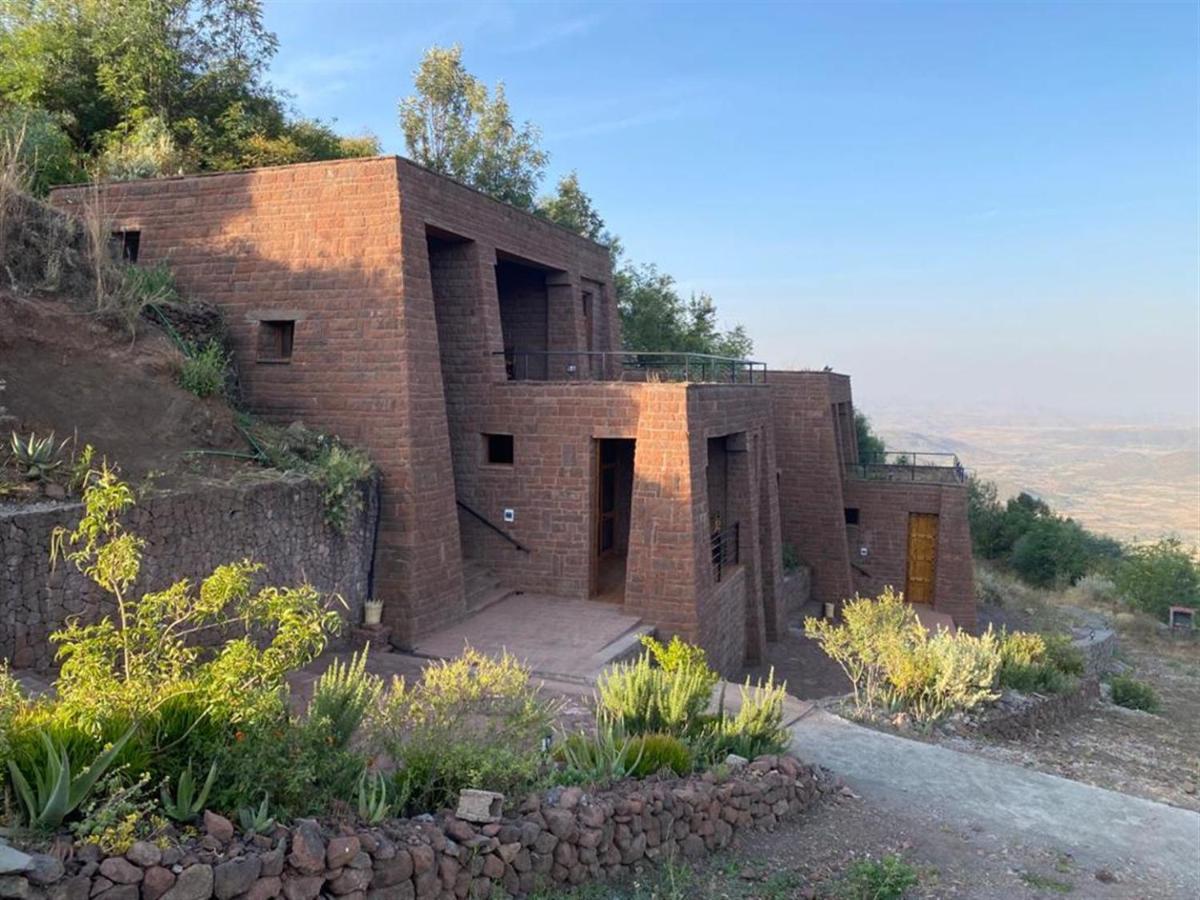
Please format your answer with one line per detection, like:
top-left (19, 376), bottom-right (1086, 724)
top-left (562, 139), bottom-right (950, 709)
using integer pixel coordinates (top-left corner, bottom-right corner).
top-left (409, 592), bottom-right (652, 684)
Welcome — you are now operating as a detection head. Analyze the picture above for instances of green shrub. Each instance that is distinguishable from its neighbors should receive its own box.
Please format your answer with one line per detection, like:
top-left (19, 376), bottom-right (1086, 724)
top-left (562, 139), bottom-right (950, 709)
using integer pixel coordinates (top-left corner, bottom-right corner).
top-left (244, 421), bottom-right (373, 532)
top-left (178, 339), bottom-right (228, 398)
top-left (595, 647), bottom-right (715, 738)
top-left (595, 636), bottom-right (789, 768)
top-left (307, 649), bottom-right (383, 749)
top-left (887, 630), bottom-right (1000, 721)
top-left (838, 854), bottom-right (919, 899)
top-left (1042, 633), bottom-right (1085, 677)
top-left (314, 444), bottom-right (372, 531)
top-left (3, 465), bottom-right (346, 821)
top-left (805, 588), bottom-right (927, 713)
top-left (1109, 675), bottom-right (1160, 712)
top-left (555, 715), bottom-right (643, 784)
top-left (1073, 572), bottom-right (1122, 607)
top-left (369, 647), bottom-right (557, 815)
top-left (807, 590), bottom-right (1000, 721)
top-left (1114, 538), bottom-right (1200, 621)
top-left (626, 733), bottom-right (692, 777)
top-left (995, 629), bottom-right (1082, 694)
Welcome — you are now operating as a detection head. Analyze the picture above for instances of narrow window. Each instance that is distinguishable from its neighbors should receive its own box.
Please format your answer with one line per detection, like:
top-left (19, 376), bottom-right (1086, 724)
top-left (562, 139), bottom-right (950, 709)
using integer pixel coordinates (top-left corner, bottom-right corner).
top-left (257, 320), bottom-right (295, 363)
top-left (844, 508), bottom-right (860, 525)
top-left (110, 230), bottom-right (140, 263)
top-left (484, 433), bottom-right (514, 465)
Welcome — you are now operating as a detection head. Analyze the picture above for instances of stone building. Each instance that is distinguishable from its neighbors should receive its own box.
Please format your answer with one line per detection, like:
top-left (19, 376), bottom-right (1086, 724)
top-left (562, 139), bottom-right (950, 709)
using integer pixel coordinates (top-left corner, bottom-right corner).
top-left (52, 156), bottom-right (973, 672)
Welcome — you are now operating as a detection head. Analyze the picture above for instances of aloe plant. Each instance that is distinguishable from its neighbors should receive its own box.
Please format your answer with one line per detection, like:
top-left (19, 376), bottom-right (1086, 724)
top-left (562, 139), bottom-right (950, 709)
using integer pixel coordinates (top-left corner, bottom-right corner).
top-left (356, 769), bottom-right (391, 825)
top-left (9, 431), bottom-right (69, 481)
top-left (160, 760), bottom-right (218, 823)
top-left (6, 727), bottom-right (134, 828)
top-left (238, 792), bottom-right (275, 835)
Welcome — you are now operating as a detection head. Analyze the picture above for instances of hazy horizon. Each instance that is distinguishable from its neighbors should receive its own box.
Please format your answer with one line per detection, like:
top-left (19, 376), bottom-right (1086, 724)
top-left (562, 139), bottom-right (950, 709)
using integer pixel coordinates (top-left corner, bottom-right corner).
top-left (265, 1), bottom-right (1200, 425)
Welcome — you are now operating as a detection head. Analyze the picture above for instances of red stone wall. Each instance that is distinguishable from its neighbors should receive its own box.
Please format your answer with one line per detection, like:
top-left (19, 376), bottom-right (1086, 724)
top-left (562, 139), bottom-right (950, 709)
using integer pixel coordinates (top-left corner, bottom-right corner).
top-left (768, 369), bottom-right (976, 630)
top-left (768, 372), bottom-right (855, 607)
top-left (52, 157), bottom-right (619, 645)
top-left (842, 479), bottom-right (977, 629)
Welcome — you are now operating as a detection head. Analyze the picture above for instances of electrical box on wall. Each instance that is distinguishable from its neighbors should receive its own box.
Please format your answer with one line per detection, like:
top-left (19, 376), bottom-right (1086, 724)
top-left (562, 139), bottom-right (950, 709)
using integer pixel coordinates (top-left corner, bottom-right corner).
top-left (503, 508), bottom-right (515, 523)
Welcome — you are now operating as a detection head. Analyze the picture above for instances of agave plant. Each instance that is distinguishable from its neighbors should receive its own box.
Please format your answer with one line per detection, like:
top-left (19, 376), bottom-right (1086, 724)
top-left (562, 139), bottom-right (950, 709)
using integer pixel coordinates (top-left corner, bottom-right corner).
top-left (6, 727), bottom-right (134, 829)
top-left (356, 769), bottom-right (392, 825)
top-left (9, 431), bottom-right (69, 481)
top-left (554, 711), bottom-right (644, 784)
top-left (238, 792), bottom-right (275, 836)
top-left (160, 760), bottom-right (218, 823)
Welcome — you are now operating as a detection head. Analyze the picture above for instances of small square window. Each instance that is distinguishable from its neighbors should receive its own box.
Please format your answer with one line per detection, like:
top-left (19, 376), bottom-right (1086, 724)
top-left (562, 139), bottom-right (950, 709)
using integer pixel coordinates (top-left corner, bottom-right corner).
top-left (110, 230), bottom-right (140, 263)
top-left (257, 320), bottom-right (295, 363)
top-left (844, 508), bottom-right (860, 525)
top-left (484, 433), bottom-right (514, 465)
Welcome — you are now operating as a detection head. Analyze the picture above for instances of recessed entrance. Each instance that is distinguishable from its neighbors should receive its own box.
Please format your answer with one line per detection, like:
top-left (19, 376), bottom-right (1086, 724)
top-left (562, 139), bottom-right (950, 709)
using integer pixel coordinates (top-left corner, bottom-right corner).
top-left (593, 438), bottom-right (635, 602)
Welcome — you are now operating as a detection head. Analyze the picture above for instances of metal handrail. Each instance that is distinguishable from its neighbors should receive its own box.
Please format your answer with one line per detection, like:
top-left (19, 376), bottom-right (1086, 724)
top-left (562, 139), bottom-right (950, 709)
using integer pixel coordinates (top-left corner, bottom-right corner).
top-left (495, 349), bottom-right (768, 384)
top-left (711, 522), bottom-right (740, 582)
top-left (847, 451), bottom-right (967, 484)
top-left (456, 499), bottom-right (531, 553)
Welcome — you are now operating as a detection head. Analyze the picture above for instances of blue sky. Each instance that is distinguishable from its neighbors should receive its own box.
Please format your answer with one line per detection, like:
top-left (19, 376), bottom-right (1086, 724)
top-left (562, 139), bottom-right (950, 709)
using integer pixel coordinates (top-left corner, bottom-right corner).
top-left (264, 1), bottom-right (1198, 423)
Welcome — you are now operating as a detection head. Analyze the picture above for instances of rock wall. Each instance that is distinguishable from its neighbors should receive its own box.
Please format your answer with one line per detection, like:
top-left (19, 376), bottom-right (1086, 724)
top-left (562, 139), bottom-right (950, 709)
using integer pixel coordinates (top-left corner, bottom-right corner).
top-left (975, 677), bottom-right (1101, 740)
top-left (0, 474), bottom-right (378, 669)
top-left (0, 756), bottom-right (824, 900)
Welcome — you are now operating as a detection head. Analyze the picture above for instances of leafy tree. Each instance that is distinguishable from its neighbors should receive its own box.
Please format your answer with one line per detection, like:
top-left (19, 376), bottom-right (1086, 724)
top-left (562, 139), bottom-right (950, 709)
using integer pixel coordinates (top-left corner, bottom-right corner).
top-left (0, 105), bottom-right (81, 193)
top-left (536, 170), bottom-right (611, 242)
top-left (616, 262), bottom-right (752, 357)
top-left (854, 411), bottom-right (886, 463)
top-left (0, 0), bottom-right (372, 178)
top-left (1114, 538), bottom-right (1200, 619)
top-left (399, 44), bottom-right (546, 210)
top-left (1009, 517), bottom-right (1093, 588)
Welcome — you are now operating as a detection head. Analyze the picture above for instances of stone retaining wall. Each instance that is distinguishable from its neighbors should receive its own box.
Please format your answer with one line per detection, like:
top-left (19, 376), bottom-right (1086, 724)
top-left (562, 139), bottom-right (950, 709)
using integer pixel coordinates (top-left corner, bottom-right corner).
top-left (0, 475), bottom-right (378, 669)
top-left (0, 756), bottom-right (825, 900)
top-left (975, 676), bottom-right (1101, 740)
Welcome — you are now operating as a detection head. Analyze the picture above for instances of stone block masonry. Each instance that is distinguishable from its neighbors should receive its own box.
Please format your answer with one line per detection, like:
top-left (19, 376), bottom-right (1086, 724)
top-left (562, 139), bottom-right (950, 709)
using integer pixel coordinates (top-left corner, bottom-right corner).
top-left (0, 474), bottom-right (377, 670)
top-left (0, 756), bottom-right (828, 900)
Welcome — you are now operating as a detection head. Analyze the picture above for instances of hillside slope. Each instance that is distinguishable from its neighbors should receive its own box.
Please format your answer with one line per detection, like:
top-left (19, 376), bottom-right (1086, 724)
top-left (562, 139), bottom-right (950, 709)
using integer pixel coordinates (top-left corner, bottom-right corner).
top-left (1, 293), bottom-right (247, 494)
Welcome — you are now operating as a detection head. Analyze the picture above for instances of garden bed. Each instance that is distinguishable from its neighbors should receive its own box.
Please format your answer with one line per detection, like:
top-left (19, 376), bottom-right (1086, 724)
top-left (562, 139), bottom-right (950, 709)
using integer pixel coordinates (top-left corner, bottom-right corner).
top-left (0, 755), bottom-right (829, 900)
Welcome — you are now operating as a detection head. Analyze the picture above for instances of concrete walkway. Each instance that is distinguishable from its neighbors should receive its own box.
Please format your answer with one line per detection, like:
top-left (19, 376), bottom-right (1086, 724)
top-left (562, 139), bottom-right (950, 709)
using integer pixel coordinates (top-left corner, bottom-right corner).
top-left (789, 708), bottom-right (1200, 897)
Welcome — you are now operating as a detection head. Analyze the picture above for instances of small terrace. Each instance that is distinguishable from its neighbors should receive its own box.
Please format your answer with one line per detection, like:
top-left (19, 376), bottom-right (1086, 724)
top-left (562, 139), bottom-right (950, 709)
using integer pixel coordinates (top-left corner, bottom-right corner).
top-left (847, 451), bottom-right (967, 485)
top-left (498, 349), bottom-right (768, 383)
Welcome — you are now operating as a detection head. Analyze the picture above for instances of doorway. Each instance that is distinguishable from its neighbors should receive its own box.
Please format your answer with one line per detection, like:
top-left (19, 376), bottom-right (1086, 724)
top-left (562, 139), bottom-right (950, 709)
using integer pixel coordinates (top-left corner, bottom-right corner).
top-left (905, 513), bottom-right (939, 603)
top-left (593, 438), bottom-right (636, 601)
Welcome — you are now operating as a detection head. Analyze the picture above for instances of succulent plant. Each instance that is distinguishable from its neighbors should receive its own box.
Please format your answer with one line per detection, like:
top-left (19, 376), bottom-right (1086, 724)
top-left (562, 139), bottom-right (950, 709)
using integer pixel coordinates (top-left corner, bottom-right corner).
top-left (9, 431), bottom-right (69, 481)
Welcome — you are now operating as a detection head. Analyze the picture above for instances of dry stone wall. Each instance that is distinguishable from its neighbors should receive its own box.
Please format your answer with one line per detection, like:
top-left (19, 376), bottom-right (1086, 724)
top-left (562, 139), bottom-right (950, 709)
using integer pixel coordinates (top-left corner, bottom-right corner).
top-left (0, 756), bottom-right (826, 900)
top-left (0, 474), bottom-right (377, 669)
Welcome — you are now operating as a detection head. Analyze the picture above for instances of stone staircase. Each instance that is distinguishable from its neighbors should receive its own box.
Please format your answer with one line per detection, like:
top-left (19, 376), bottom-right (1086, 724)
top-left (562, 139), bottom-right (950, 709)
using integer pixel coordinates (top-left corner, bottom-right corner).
top-left (462, 559), bottom-right (514, 612)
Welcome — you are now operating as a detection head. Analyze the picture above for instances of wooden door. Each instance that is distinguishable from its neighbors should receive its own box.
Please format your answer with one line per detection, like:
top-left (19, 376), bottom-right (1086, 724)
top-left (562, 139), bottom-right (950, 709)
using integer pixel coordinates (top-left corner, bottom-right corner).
top-left (905, 513), bottom-right (939, 603)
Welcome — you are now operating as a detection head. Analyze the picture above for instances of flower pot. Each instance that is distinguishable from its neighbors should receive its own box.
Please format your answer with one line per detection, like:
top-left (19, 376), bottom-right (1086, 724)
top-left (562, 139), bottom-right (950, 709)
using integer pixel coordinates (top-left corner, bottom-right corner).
top-left (363, 600), bottom-right (383, 626)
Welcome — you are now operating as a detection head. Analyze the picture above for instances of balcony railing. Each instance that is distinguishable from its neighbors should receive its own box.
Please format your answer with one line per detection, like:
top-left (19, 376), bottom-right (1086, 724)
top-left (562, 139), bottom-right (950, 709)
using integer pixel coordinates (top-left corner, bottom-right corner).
top-left (496, 350), bottom-right (768, 384)
top-left (711, 521), bottom-right (740, 583)
top-left (847, 451), bottom-right (967, 485)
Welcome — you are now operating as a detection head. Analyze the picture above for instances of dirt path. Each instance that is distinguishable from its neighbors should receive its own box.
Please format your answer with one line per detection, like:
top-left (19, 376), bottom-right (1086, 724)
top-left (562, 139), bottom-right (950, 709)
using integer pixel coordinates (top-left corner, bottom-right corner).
top-left (789, 708), bottom-right (1200, 898)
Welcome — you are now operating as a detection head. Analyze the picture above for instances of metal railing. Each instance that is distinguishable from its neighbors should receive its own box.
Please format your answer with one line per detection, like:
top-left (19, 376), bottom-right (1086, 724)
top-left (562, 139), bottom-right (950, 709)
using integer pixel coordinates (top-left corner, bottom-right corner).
top-left (456, 499), bottom-right (531, 553)
top-left (711, 522), bottom-right (741, 583)
top-left (847, 451), bottom-right (967, 485)
top-left (496, 350), bottom-right (768, 384)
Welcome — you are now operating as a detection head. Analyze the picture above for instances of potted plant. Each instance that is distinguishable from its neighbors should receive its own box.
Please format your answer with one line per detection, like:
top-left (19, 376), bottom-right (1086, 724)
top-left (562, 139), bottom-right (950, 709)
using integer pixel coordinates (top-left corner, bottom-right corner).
top-left (363, 598), bottom-right (384, 626)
